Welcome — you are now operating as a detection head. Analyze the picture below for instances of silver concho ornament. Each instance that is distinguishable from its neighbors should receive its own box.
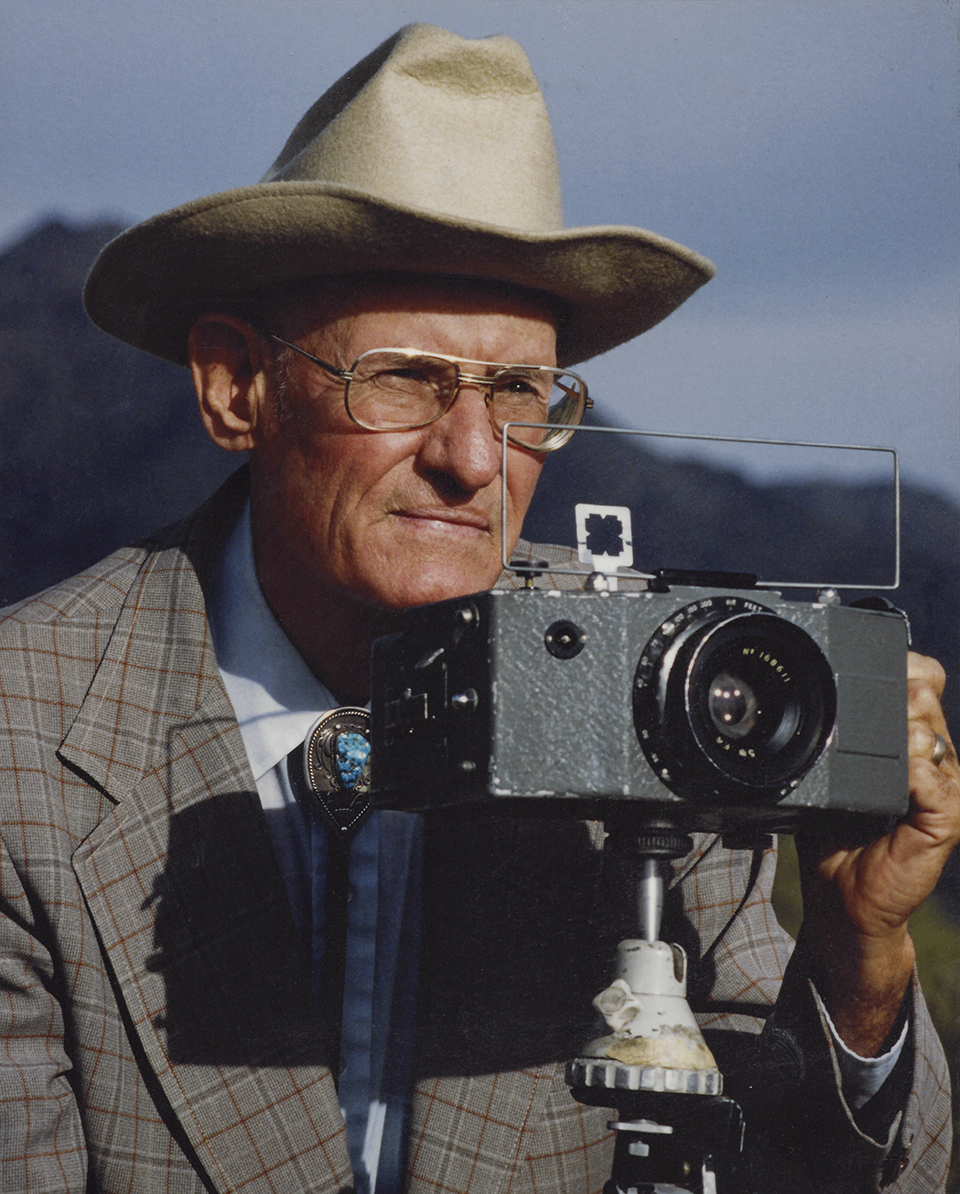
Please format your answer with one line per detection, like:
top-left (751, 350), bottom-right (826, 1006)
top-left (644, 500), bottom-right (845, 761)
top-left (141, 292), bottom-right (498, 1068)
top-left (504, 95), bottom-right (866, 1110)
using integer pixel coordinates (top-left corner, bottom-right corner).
top-left (302, 707), bottom-right (372, 836)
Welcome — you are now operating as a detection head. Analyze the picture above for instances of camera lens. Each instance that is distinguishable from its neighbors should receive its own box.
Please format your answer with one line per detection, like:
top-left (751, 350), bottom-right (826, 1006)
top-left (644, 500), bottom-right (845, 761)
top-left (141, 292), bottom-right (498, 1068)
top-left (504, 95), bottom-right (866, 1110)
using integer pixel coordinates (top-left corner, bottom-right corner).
top-left (633, 597), bottom-right (837, 801)
top-left (707, 672), bottom-right (759, 740)
top-left (686, 616), bottom-right (833, 786)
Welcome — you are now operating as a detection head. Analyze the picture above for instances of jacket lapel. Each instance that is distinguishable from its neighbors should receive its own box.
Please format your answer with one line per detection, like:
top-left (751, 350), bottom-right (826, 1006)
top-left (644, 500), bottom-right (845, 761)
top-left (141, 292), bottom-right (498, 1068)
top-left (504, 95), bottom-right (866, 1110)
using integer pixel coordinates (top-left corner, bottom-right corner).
top-left (62, 488), bottom-right (352, 1193)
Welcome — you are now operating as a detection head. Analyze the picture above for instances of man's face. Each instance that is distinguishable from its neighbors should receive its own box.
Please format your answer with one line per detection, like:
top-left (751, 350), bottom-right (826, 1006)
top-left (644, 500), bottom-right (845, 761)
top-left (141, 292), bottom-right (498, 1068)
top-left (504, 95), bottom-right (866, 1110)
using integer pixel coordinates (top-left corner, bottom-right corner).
top-left (249, 280), bottom-right (555, 615)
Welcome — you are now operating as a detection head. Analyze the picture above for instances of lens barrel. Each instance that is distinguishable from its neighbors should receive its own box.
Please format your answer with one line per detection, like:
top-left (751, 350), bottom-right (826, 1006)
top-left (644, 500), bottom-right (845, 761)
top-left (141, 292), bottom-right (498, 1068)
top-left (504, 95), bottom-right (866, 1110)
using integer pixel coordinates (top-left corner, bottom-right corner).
top-left (633, 598), bottom-right (837, 801)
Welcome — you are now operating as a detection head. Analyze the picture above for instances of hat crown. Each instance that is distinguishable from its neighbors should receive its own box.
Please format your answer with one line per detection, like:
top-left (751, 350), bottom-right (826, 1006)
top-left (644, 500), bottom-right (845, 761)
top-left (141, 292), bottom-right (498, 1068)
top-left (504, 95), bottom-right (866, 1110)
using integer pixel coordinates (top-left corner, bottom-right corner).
top-left (83, 24), bottom-right (715, 370)
top-left (261, 24), bottom-right (564, 233)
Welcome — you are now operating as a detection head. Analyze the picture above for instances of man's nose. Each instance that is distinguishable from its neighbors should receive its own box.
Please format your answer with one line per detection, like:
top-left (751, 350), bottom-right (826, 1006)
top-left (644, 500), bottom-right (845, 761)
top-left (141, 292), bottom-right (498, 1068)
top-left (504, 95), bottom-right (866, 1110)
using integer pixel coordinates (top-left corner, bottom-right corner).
top-left (417, 382), bottom-right (502, 492)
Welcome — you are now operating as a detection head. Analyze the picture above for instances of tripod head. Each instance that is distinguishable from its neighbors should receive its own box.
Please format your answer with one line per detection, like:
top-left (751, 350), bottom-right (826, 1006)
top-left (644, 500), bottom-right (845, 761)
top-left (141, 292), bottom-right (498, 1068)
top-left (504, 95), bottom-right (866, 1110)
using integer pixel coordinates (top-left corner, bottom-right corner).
top-left (566, 821), bottom-right (743, 1194)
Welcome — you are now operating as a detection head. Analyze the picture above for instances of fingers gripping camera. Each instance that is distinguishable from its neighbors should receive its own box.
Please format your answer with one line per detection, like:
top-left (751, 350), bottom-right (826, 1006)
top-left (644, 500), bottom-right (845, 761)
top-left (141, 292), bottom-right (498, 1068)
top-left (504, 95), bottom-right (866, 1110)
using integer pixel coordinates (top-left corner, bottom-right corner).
top-left (370, 585), bottom-right (909, 834)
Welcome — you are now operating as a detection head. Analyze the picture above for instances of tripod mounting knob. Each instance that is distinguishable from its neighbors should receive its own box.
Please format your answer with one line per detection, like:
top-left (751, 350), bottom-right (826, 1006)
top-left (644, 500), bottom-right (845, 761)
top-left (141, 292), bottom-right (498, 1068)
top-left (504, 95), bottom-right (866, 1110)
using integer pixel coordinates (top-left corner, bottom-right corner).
top-left (568, 938), bottom-right (722, 1099)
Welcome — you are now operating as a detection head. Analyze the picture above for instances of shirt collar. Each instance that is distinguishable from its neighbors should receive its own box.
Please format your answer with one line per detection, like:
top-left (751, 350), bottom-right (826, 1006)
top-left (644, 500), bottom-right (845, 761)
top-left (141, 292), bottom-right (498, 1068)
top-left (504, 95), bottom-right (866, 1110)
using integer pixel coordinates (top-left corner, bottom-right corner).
top-left (206, 501), bottom-right (337, 783)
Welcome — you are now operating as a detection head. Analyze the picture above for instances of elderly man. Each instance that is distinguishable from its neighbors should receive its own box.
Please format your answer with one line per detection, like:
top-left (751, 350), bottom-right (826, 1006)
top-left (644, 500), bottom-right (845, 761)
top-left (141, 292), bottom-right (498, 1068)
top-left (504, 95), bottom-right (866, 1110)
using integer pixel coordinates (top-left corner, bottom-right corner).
top-left (1, 24), bottom-right (957, 1194)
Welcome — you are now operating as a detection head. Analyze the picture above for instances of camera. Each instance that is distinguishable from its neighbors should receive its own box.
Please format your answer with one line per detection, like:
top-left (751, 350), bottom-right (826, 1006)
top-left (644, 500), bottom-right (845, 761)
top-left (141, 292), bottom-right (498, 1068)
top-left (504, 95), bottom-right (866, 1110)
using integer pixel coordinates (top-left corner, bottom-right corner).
top-left (370, 580), bottom-right (909, 834)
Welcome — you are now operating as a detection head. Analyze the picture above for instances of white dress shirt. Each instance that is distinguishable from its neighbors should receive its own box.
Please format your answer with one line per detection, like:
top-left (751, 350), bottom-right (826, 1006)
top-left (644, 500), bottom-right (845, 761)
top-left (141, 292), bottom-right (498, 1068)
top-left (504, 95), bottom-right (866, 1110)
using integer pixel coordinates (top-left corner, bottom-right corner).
top-left (206, 501), bottom-right (420, 1194)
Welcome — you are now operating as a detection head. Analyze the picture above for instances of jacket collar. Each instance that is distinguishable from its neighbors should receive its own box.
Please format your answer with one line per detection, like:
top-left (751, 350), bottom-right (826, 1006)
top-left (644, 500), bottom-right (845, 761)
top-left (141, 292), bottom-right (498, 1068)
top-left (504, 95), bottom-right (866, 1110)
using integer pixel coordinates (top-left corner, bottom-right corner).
top-left (58, 467), bottom-right (249, 802)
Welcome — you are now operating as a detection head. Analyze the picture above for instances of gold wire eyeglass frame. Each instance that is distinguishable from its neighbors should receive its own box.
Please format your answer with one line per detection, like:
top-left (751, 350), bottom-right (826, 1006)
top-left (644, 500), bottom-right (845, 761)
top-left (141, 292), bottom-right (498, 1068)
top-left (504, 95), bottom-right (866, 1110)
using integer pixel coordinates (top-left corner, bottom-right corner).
top-left (268, 333), bottom-right (592, 451)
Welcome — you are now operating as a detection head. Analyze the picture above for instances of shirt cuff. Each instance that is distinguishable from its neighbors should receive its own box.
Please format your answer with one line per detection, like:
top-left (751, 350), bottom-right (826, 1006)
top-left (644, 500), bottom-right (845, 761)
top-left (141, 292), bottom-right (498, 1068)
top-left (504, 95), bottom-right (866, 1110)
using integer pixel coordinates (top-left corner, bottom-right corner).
top-left (812, 986), bottom-right (909, 1110)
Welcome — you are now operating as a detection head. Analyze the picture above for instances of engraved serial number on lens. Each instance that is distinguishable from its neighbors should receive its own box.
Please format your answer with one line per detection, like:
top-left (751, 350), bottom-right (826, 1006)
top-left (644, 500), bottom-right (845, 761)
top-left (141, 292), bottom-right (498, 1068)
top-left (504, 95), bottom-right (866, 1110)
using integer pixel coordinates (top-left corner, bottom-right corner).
top-left (740, 647), bottom-right (792, 683)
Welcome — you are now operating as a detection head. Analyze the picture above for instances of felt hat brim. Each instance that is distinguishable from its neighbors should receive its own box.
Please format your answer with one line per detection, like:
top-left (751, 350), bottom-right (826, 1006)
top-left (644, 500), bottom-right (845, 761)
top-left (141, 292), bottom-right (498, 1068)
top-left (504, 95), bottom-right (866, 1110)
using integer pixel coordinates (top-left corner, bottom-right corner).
top-left (83, 180), bottom-right (715, 368)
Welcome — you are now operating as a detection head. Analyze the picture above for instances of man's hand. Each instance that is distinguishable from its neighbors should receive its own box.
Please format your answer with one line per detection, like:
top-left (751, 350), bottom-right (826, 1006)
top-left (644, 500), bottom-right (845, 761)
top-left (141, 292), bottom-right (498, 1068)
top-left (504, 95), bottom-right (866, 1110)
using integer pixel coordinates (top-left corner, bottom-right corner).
top-left (797, 651), bottom-right (960, 1057)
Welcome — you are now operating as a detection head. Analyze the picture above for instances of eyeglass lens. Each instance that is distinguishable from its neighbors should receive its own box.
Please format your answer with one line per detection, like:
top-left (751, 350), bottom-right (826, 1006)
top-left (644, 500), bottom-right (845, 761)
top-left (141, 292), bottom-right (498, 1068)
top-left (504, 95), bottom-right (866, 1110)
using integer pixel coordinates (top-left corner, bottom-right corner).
top-left (345, 351), bottom-right (585, 447)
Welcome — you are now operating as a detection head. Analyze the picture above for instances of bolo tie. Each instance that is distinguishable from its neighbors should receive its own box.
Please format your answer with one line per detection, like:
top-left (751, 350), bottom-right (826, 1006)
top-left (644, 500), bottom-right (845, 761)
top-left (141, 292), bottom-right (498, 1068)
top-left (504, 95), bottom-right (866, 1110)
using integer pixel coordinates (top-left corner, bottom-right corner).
top-left (286, 706), bottom-right (373, 1084)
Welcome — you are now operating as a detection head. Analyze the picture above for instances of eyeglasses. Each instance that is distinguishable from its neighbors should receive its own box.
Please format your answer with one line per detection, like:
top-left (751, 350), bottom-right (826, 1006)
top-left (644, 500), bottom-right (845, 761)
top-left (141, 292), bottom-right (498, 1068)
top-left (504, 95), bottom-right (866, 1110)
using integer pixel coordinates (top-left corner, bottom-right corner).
top-left (268, 334), bottom-right (592, 451)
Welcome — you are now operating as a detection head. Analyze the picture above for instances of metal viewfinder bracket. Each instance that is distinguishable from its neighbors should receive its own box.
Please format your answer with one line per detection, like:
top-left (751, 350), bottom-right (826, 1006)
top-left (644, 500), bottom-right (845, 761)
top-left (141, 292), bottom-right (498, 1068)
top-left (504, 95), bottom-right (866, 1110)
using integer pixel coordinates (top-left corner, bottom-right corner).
top-left (501, 423), bottom-right (900, 591)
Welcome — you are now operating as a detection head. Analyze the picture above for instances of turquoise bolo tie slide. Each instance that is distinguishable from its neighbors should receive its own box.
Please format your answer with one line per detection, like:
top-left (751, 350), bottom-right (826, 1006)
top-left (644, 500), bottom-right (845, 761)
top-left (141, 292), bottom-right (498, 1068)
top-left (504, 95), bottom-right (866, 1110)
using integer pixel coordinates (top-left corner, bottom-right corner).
top-left (302, 707), bottom-right (372, 837)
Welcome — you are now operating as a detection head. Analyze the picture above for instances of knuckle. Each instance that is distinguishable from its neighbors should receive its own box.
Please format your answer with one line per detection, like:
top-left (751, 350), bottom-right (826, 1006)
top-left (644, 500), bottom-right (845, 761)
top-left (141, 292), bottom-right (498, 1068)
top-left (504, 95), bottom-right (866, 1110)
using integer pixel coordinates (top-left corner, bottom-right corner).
top-left (906, 651), bottom-right (946, 691)
top-left (906, 679), bottom-right (942, 718)
top-left (906, 723), bottom-right (933, 754)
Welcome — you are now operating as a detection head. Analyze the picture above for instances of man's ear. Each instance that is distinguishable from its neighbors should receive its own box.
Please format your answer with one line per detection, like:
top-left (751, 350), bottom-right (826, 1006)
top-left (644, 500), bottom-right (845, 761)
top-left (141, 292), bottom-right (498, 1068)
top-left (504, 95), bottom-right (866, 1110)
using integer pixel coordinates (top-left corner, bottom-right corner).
top-left (189, 313), bottom-right (268, 452)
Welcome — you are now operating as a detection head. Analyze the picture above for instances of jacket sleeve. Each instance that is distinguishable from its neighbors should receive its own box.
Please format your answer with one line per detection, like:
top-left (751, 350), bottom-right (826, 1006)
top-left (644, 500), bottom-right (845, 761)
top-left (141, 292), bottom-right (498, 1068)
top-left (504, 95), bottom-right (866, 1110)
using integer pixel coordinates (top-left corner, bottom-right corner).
top-left (0, 833), bottom-right (88, 1192)
top-left (676, 835), bottom-right (952, 1192)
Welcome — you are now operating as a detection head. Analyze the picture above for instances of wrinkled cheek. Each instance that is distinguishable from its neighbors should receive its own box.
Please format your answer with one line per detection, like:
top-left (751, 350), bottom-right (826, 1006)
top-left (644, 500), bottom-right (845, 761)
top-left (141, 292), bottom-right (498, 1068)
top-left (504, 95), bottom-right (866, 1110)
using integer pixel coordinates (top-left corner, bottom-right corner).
top-left (504, 456), bottom-right (543, 546)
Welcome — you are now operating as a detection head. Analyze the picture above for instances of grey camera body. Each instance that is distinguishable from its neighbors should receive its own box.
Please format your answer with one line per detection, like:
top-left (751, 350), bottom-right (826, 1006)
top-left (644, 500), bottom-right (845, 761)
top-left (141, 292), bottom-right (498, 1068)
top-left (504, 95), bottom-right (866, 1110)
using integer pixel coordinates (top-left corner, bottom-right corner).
top-left (370, 585), bottom-right (909, 834)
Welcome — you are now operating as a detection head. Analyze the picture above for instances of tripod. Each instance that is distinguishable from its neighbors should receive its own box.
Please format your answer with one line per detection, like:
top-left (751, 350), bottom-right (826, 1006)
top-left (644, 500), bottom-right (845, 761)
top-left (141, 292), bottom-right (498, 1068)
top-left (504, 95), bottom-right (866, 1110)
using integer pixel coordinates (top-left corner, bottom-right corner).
top-left (567, 822), bottom-right (743, 1194)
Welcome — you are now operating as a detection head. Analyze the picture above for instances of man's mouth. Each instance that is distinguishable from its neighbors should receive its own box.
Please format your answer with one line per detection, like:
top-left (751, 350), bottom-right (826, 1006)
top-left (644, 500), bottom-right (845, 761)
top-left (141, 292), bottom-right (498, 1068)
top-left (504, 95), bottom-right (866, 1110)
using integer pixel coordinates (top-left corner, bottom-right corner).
top-left (392, 506), bottom-right (492, 534)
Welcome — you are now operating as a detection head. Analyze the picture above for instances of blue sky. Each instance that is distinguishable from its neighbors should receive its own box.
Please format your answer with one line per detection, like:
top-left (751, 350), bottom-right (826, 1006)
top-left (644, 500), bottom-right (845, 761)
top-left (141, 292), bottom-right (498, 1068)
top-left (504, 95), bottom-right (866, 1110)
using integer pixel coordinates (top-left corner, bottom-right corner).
top-left (2, 0), bottom-right (958, 498)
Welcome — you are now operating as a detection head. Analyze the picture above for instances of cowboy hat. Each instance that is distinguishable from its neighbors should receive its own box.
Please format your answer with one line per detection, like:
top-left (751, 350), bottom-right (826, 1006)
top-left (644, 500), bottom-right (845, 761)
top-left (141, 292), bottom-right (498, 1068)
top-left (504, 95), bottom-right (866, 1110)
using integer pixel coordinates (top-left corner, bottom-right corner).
top-left (83, 23), bottom-right (715, 367)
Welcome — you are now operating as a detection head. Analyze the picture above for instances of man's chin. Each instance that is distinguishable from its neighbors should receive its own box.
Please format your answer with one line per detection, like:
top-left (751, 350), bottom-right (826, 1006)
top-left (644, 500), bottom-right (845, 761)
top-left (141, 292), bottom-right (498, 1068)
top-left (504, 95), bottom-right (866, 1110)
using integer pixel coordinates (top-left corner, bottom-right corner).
top-left (362, 562), bottom-right (502, 612)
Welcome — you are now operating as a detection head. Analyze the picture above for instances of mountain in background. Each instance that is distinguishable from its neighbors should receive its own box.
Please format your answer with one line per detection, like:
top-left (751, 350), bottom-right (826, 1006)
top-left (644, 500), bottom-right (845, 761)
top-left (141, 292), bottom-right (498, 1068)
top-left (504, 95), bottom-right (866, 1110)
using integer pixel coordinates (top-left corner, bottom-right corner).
top-left (0, 219), bottom-right (238, 602)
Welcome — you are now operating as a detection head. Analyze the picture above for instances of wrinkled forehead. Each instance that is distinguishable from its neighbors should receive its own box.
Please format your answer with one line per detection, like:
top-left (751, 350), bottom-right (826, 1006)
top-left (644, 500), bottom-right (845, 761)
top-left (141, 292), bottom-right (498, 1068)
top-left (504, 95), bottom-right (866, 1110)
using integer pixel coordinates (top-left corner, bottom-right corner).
top-left (246, 273), bottom-right (566, 341)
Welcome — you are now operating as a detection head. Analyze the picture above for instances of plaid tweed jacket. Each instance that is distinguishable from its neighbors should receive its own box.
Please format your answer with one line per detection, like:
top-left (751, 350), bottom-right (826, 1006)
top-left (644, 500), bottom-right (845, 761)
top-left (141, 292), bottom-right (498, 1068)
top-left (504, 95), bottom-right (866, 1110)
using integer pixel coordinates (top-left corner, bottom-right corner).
top-left (0, 470), bottom-right (952, 1193)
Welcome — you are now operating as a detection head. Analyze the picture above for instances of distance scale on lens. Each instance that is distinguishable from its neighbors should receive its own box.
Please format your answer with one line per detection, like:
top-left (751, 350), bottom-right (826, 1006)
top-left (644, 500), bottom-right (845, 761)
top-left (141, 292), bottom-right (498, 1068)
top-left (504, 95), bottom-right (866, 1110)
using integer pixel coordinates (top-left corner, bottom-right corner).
top-left (633, 596), bottom-right (837, 802)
